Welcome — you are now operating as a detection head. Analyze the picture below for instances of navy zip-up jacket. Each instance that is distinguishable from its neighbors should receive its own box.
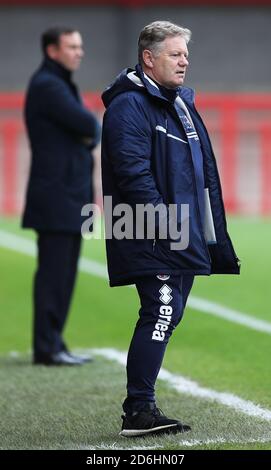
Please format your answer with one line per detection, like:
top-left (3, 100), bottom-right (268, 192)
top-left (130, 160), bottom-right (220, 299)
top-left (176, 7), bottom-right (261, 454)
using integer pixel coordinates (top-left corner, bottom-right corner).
top-left (102, 65), bottom-right (240, 286)
top-left (22, 57), bottom-right (101, 233)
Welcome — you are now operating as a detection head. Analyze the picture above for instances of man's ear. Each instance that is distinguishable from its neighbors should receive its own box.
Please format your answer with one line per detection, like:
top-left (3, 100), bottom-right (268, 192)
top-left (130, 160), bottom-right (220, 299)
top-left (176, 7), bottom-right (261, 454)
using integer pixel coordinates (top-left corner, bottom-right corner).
top-left (46, 44), bottom-right (59, 61)
top-left (142, 50), bottom-right (154, 69)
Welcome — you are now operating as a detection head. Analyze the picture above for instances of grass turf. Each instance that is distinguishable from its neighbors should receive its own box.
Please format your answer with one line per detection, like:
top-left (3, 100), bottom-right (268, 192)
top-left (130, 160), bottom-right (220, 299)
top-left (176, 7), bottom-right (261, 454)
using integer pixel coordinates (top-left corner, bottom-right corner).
top-left (0, 354), bottom-right (271, 450)
top-left (0, 216), bottom-right (271, 449)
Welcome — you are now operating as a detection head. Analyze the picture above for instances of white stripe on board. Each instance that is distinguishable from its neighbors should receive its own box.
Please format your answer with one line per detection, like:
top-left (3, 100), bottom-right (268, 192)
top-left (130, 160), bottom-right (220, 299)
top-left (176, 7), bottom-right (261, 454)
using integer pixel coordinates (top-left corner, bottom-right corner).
top-left (90, 348), bottom-right (271, 422)
top-left (0, 228), bottom-right (271, 335)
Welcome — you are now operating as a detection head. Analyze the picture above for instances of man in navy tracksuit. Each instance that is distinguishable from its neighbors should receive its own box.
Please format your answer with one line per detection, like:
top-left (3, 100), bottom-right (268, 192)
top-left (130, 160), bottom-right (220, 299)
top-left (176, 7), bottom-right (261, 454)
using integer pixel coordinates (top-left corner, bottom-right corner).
top-left (22, 27), bottom-right (100, 366)
top-left (101, 21), bottom-right (240, 437)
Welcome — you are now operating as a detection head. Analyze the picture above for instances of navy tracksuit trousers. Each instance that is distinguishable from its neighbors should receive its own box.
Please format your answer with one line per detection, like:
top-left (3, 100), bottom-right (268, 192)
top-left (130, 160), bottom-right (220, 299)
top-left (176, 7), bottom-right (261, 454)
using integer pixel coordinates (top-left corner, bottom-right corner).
top-left (123, 275), bottom-right (194, 413)
top-left (33, 232), bottom-right (81, 360)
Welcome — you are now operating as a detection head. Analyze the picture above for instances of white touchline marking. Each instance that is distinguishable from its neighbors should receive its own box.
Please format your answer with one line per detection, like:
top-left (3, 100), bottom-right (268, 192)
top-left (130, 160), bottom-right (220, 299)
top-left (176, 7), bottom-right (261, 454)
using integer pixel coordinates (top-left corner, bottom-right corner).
top-left (79, 257), bottom-right (108, 279)
top-left (9, 351), bottom-right (20, 358)
top-left (77, 444), bottom-right (163, 450)
top-left (1, 229), bottom-right (271, 335)
top-left (187, 296), bottom-right (271, 334)
top-left (0, 230), bottom-right (37, 256)
top-left (0, 229), bottom-right (108, 278)
top-left (5, 348), bottom-right (271, 436)
top-left (77, 435), bottom-right (271, 450)
top-left (89, 348), bottom-right (271, 422)
top-left (178, 437), bottom-right (271, 447)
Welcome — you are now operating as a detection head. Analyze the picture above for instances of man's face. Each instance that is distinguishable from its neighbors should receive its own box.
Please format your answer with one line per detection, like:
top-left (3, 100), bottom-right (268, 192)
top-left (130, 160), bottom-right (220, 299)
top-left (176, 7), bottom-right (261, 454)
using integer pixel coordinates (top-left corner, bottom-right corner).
top-left (48, 32), bottom-right (84, 72)
top-left (143, 35), bottom-right (189, 89)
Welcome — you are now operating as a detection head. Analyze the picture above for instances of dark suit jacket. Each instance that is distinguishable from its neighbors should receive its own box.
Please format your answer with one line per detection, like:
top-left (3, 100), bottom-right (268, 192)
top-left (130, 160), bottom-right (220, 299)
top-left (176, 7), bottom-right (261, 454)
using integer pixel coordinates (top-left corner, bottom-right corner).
top-left (22, 57), bottom-right (101, 232)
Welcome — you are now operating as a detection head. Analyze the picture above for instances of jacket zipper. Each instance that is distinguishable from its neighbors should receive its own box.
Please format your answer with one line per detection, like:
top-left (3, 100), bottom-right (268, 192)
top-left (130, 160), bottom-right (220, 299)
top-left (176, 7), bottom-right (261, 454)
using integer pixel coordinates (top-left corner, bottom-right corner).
top-left (171, 104), bottom-right (212, 266)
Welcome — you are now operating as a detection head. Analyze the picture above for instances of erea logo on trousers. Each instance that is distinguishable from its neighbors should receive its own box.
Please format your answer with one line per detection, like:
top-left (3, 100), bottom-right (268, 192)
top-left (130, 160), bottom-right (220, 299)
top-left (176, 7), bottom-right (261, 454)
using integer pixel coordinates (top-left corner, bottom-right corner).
top-left (152, 283), bottom-right (173, 342)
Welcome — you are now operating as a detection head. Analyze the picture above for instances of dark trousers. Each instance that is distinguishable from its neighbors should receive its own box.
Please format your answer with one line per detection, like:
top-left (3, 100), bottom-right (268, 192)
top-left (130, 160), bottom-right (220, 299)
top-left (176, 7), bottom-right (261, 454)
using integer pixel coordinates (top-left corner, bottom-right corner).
top-left (124, 275), bottom-right (194, 412)
top-left (33, 232), bottom-right (81, 360)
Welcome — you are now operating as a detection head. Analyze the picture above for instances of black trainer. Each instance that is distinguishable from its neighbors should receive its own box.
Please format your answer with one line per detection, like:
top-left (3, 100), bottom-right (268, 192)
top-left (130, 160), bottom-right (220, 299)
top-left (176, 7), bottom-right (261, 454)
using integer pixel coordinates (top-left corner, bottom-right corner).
top-left (120, 403), bottom-right (191, 438)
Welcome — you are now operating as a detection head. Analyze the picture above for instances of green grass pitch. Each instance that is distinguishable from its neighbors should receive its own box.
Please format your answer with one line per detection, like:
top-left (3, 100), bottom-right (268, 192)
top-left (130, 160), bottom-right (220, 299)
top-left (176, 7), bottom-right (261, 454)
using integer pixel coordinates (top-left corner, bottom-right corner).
top-left (0, 216), bottom-right (271, 450)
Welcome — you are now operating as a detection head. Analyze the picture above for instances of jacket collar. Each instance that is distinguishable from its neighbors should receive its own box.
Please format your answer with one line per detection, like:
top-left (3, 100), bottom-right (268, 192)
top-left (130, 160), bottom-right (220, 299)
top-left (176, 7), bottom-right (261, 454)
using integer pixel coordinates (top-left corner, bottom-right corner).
top-left (135, 64), bottom-right (195, 105)
top-left (42, 57), bottom-right (72, 82)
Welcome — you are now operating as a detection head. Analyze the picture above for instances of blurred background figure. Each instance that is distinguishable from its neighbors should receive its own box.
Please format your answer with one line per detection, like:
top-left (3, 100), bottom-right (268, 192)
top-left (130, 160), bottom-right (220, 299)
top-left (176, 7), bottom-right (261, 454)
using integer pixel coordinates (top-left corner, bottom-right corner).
top-left (22, 26), bottom-right (101, 365)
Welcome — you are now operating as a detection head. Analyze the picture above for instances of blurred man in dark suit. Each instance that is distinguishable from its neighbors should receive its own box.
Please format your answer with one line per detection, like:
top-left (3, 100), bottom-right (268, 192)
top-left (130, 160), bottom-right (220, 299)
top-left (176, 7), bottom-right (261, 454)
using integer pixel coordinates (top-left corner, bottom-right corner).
top-left (22, 26), bottom-right (101, 365)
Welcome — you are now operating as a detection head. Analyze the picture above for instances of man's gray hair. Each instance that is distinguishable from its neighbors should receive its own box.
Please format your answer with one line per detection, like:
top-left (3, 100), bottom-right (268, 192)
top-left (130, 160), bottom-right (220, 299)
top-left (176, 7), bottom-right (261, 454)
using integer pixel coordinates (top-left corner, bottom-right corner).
top-left (138, 21), bottom-right (191, 65)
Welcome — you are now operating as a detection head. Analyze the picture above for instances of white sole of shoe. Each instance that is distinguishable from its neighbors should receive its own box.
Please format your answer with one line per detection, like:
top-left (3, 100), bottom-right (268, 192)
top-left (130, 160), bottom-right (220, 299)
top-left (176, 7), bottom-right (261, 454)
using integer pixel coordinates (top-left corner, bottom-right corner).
top-left (119, 423), bottom-right (178, 437)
